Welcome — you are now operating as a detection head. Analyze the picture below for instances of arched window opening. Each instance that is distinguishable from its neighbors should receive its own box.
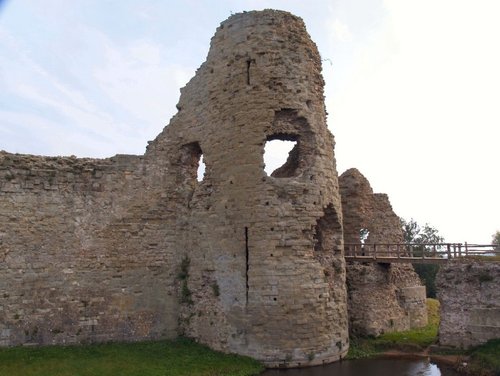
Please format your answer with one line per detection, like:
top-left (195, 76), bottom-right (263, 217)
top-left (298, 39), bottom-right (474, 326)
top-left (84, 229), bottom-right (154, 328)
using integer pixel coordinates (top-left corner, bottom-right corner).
top-left (314, 204), bottom-right (342, 253)
top-left (181, 141), bottom-right (205, 183)
top-left (264, 134), bottom-right (299, 178)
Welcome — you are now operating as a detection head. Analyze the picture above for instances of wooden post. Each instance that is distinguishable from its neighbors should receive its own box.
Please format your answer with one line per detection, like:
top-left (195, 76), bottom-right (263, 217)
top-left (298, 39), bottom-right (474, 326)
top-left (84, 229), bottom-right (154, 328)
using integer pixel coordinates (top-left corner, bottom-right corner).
top-left (373, 244), bottom-right (377, 260)
top-left (458, 243), bottom-right (462, 258)
top-left (465, 242), bottom-right (468, 257)
top-left (447, 243), bottom-right (451, 259)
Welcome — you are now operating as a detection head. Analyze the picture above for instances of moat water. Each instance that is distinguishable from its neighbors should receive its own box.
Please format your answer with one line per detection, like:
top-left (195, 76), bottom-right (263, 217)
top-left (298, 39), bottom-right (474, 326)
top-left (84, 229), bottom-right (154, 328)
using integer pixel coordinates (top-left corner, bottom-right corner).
top-left (261, 358), bottom-right (460, 376)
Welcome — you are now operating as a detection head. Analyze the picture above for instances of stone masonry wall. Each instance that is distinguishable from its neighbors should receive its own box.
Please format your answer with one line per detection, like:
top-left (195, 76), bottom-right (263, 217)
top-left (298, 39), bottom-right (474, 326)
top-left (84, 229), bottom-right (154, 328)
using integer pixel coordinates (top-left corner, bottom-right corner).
top-left (437, 260), bottom-right (500, 348)
top-left (339, 168), bottom-right (427, 336)
top-left (0, 152), bottom-right (181, 346)
top-left (0, 10), bottom-right (349, 368)
top-left (144, 10), bottom-right (349, 367)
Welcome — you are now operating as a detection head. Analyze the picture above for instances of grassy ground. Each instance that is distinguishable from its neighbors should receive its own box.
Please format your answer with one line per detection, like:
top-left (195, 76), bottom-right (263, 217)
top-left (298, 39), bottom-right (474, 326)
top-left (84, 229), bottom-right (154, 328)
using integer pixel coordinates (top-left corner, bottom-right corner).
top-left (0, 338), bottom-right (264, 376)
top-left (347, 299), bottom-right (500, 375)
top-left (466, 339), bottom-right (500, 376)
top-left (371, 297), bottom-right (440, 350)
top-left (347, 298), bottom-right (440, 359)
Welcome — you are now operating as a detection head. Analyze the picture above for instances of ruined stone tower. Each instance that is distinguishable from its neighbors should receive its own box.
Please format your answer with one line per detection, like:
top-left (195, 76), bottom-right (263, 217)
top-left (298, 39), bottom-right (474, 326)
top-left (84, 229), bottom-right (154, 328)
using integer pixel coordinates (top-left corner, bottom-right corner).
top-left (0, 10), bottom-right (348, 367)
top-left (146, 10), bottom-right (348, 366)
top-left (339, 169), bottom-right (427, 336)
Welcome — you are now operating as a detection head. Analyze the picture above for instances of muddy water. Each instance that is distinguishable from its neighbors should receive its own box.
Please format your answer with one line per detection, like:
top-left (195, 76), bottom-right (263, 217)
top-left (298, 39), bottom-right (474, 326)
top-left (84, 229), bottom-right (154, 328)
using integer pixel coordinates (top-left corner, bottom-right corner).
top-left (261, 358), bottom-right (460, 376)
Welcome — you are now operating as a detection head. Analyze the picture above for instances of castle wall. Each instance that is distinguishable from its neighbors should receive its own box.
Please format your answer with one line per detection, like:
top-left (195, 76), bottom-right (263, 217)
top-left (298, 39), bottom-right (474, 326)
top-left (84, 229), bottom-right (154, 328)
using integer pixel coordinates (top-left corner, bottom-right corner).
top-left (0, 10), bottom-right (349, 368)
top-left (0, 152), bottom-right (180, 346)
top-left (144, 10), bottom-right (348, 367)
top-left (339, 168), bottom-right (427, 336)
top-left (437, 260), bottom-right (500, 348)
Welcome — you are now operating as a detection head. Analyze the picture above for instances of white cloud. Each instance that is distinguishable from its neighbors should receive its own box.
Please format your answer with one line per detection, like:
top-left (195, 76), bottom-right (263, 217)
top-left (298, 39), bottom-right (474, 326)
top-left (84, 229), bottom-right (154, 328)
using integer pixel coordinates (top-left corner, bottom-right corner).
top-left (330, 18), bottom-right (353, 43)
top-left (128, 40), bottom-right (162, 65)
top-left (0, 21), bottom-right (194, 158)
top-left (93, 31), bottom-right (193, 137)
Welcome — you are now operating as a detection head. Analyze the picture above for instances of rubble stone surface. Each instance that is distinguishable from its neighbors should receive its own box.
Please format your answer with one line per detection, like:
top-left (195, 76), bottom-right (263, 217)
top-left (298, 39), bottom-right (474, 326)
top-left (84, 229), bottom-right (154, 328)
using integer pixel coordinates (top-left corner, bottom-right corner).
top-left (437, 261), bottom-right (500, 348)
top-left (339, 168), bottom-right (428, 336)
top-left (0, 10), bottom-right (349, 367)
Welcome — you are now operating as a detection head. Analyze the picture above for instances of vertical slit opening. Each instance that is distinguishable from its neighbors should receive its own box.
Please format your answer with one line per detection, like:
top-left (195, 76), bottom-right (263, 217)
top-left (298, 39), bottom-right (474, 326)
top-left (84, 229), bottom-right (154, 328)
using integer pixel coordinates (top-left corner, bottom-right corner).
top-left (246, 59), bottom-right (251, 85)
top-left (245, 226), bottom-right (249, 304)
top-left (197, 154), bottom-right (205, 182)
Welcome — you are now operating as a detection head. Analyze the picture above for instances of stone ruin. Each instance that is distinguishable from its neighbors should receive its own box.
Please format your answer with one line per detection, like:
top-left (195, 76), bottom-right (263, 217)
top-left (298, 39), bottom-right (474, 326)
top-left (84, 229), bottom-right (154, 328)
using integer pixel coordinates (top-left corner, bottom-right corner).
top-left (437, 261), bottom-right (500, 348)
top-left (0, 10), bottom-right (427, 367)
top-left (340, 169), bottom-right (427, 336)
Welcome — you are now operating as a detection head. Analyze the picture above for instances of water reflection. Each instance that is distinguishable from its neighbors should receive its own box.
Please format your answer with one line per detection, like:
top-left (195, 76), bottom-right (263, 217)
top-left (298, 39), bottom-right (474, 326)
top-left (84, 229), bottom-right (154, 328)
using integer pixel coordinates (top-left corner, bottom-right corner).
top-left (261, 359), bottom-right (459, 376)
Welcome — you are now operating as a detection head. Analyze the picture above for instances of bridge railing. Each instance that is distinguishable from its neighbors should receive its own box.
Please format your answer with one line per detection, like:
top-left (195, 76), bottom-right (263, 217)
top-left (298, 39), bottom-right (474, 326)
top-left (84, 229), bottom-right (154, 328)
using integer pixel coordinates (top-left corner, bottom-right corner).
top-left (344, 243), bottom-right (500, 262)
top-left (462, 243), bottom-right (500, 257)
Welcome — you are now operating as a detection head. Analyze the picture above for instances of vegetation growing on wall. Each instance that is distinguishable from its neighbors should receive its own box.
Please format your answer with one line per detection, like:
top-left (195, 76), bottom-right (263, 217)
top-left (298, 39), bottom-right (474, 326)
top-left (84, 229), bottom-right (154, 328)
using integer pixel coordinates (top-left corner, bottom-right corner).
top-left (211, 281), bottom-right (220, 297)
top-left (178, 256), bottom-right (193, 305)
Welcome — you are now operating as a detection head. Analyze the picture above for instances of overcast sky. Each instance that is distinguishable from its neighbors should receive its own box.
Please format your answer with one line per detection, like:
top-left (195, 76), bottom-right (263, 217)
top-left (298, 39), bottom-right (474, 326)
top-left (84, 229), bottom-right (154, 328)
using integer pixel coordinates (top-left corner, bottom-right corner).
top-left (1, 0), bottom-right (499, 243)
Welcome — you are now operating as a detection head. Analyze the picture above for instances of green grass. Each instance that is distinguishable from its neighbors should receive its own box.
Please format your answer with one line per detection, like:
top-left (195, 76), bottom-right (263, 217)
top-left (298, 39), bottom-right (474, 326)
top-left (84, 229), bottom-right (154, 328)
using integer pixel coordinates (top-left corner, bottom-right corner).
top-left (0, 338), bottom-right (264, 376)
top-left (372, 298), bottom-right (440, 349)
top-left (347, 298), bottom-right (440, 359)
top-left (346, 300), bottom-right (500, 375)
top-left (467, 339), bottom-right (500, 376)
top-left (346, 338), bottom-right (379, 359)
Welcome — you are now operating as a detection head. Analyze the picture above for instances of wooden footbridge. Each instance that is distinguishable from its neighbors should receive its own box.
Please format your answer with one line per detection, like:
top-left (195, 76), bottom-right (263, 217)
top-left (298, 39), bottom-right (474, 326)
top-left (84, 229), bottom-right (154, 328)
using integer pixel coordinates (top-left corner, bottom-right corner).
top-left (344, 243), bottom-right (499, 264)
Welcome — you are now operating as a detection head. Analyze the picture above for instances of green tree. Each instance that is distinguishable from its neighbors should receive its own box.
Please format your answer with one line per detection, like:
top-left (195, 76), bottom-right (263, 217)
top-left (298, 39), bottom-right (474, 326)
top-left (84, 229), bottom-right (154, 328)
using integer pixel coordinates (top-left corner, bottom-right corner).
top-left (493, 231), bottom-right (500, 250)
top-left (401, 218), bottom-right (444, 245)
top-left (400, 218), bottom-right (444, 298)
